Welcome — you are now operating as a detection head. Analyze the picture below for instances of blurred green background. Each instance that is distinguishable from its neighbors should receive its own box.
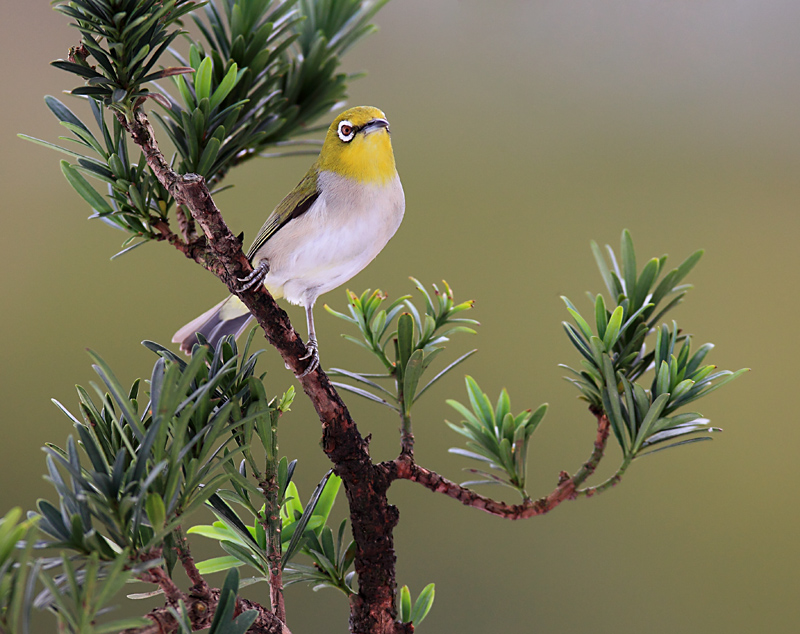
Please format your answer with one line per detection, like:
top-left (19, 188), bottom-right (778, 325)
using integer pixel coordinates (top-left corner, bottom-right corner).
top-left (1, 1), bottom-right (798, 632)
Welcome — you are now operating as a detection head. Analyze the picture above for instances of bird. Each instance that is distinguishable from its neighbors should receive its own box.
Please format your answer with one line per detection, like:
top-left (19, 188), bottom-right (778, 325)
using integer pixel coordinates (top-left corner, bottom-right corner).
top-left (172, 106), bottom-right (405, 376)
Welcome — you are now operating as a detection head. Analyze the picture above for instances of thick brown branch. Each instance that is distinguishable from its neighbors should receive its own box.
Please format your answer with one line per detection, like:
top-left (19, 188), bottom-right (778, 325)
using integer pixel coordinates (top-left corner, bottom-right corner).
top-left (122, 107), bottom-right (401, 633)
top-left (391, 413), bottom-right (611, 519)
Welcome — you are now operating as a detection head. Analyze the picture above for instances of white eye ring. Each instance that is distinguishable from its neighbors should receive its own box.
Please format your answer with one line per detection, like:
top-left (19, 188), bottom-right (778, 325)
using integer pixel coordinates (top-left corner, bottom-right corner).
top-left (337, 120), bottom-right (356, 142)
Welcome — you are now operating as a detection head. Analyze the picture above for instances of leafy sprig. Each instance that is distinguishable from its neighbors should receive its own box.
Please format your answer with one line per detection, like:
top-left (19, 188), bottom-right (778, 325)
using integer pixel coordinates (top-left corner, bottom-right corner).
top-left (32, 0), bottom-right (390, 252)
top-left (325, 279), bottom-right (478, 417)
top-left (446, 377), bottom-right (547, 500)
top-left (21, 96), bottom-right (170, 252)
top-left (36, 336), bottom-right (283, 559)
top-left (189, 471), bottom-right (357, 595)
top-left (52, 0), bottom-right (198, 115)
top-left (398, 583), bottom-right (435, 628)
top-left (33, 552), bottom-right (153, 634)
top-left (0, 509), bottom-right (39, 634)
top-left (561, 230), bottom-right (748, 461)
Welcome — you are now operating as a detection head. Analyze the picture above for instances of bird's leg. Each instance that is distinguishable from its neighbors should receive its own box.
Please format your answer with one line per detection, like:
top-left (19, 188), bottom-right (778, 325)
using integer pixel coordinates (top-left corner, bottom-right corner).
top-left (297, 303), bottom-right (320, 377)
top-left (238, 259), bottom-right (270, 291)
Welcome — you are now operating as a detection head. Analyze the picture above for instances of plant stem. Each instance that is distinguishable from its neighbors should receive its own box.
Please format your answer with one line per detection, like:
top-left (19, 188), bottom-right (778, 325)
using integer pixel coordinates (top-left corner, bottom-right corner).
top-left (391, 412), bottom-right (612, 519)
top-left (262, 413), bottom-right (286, 622)
top-left (575, 456), bottom-right (631, 497)
top-left (174, 527), bottom-right (210, 598)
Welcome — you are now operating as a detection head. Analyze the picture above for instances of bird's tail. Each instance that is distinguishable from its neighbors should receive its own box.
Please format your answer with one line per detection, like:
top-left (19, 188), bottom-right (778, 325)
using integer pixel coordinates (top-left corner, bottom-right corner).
top-left (172, 296), bottom-right (253, 354)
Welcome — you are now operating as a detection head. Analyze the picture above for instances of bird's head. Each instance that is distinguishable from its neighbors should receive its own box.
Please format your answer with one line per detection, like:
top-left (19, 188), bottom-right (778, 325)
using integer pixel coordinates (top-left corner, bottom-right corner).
top-left (317, 106), bottom-right (396, 184)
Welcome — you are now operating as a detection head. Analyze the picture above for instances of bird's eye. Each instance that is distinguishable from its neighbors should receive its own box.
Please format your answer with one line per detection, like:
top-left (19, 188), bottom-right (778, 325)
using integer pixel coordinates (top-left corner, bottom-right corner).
top-left (337, 120), bottom-right (355, 142)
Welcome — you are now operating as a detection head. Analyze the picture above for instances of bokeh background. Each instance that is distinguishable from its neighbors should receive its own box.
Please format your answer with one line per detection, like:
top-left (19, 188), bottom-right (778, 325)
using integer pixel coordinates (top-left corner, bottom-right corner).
top-left (1, 1), bottom-right (798, 633)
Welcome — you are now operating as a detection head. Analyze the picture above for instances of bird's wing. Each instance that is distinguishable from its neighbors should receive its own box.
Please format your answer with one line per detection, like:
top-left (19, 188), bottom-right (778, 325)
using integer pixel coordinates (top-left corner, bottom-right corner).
top-left (246, 166), bottom-right (321, 260)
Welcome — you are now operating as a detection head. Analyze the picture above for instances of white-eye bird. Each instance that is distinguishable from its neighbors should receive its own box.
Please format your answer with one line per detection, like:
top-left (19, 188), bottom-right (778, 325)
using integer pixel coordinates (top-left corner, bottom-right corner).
top-left (172, 106), bottom-right (405, 376)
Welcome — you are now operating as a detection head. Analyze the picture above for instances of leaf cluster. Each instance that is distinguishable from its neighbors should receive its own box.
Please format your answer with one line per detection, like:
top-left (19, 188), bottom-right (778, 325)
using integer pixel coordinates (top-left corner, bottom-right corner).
top-left (561, 230), bottom-right (747, 459)
top-left (0, 509), bottom-right (39, 634)
top-left (52, 0), bottom-right (198, 114)
top-left (398, 583), bottom-right (435, 628)
top-left (22, 97), bottom-right (170, 253)
top-left (36, 336), bottom-right (280, 562)
top-left (189, 471), bottom-right (357, 595)
top-left (446, 377), bottom-right (547, 500)
top-left (39, 0), bottom-right (391, 253)
top-left (326, 279), bottom-right (478, 417)
top-left (157, 0), bottom-right (390, 184)
top-left (33, 552), bottom-right (152, 634)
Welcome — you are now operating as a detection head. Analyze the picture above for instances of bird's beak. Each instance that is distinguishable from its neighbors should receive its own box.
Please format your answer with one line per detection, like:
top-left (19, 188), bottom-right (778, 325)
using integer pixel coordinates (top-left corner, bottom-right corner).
top-left (362, 118), bottom-right (390, 135)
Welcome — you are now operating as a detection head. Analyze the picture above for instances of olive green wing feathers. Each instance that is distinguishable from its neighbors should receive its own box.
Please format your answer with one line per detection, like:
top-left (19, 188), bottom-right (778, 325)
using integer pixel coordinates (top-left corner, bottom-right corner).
top-left (246, 166), bottom-right (321, 260)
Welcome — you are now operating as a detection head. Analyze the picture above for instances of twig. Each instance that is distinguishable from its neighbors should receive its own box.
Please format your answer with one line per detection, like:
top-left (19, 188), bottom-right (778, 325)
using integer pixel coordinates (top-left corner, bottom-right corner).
top-left (259, 469), bottom-right (286, 622)
top-left (138, 562), bottom-right (184, 606)
top-left (391, 413), bottom-right (611, 518)
top-left (173, 527), bottom-right (210, 599)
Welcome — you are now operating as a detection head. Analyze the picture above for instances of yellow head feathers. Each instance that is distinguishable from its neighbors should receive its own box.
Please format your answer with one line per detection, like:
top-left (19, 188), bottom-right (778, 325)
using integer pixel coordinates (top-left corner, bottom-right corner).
top-left (316, 106), bottom-right (397, 183)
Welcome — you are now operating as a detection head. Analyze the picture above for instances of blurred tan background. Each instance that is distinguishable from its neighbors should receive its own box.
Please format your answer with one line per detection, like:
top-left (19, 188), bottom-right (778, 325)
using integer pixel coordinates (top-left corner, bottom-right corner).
top-left (1, 1), bottom-right (798, 633)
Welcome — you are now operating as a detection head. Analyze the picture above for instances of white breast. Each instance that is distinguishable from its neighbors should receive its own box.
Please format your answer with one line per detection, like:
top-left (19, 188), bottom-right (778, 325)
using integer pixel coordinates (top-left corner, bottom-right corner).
top-left (255, 170), bottom-right (405, 307)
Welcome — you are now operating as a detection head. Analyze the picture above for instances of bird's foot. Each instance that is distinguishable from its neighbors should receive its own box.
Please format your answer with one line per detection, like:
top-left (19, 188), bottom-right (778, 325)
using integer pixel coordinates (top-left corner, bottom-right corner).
top-left (296, 336), bottom-right (320, 377)
top-left (238, 260), bottom-right (270, 291)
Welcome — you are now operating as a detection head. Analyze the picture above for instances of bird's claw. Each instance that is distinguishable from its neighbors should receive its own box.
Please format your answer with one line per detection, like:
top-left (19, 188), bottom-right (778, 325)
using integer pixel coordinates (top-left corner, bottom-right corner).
top-left (238, 260), bottom-right (269, 291)
top-left (296, 337), bottom-right (320, 377)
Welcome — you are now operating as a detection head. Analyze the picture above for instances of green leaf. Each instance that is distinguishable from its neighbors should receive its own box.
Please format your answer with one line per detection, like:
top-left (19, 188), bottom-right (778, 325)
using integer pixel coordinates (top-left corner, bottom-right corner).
top-left (327, 368), bottom-right (396, 399)
top-left (594, 294), bottom-right (608, 339)
top-left (414, 349), bottom-right (477, 403)
top-left (196, 555), bottom-right (245, 575)
top-left (60, 161), bottom-right (113, 214)
top-left (310, 474), bottom-right (341, 529)
top-left (396, 313), bottom-right (414, 371)
top-left (602, 305), bottom-right (624, 350)
top-left (399, 585), bottom-right (411, 623)
top-left (59, 120), bottom-right (106, 157)
top-left (44, 95), bottom-right (92, 135)
top-left (591, 240), bottom-right (617, 299)
top-left (145, 493), bottom-right (165, 532)
top-left (445, 399), bottom-right (483, 430)
top-left (563, 322), bottom-right (594, 364)
top-left (633, 257), bottom-right (659, 309)
top-left (209, 62), bottom-right (240, 110)
top-left (632, 392), bottom-right (671, 454)
top-left (656, 360), bottom-right (671, 396)
top-left (673, 249), bottom-right (705, 287)
top-left (620, 229), bottom-right (637, 296)
top-left (196, 136), bottom-right (221, 177)
top-left (402, 349), bottom-right (425, 412)
top-left (565, 305), bottom-right (593, 341)
top-left (18, 134), bottom-right (91, 160)
top-left (282, 471), bottom-right (333, 566)
top-left (465, 376), bottom-right (494, 426)
top-left (331, 382), bottom-right (399, 411)
top-left (601, 355), bottom-right (626, 450)
top-left (195, 56), bottom-right (214, 104)
top-left (410, 583), bottom-right (436, 625)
